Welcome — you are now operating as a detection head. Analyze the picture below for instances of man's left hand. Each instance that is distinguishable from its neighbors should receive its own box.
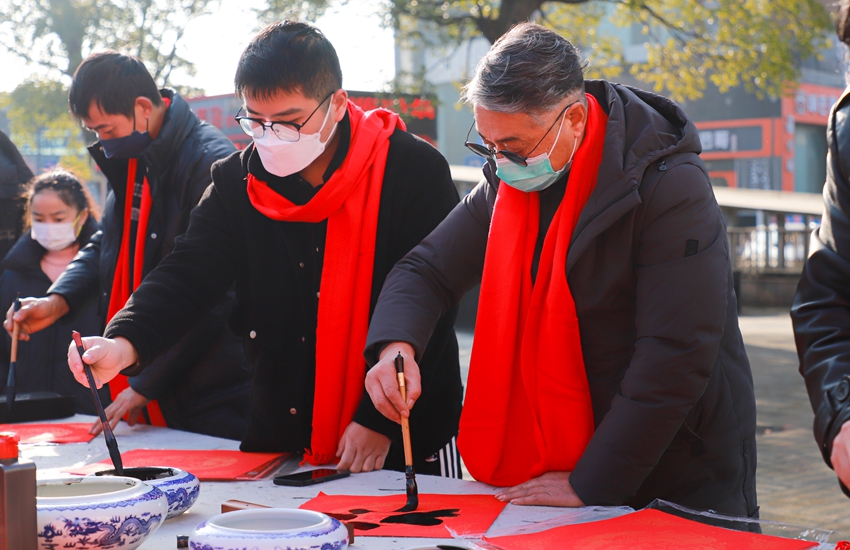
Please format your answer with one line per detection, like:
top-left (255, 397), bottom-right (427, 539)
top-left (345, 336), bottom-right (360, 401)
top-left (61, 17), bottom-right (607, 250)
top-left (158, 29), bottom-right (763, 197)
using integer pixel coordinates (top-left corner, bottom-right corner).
top-left (89, 386), bottom-right (150, 435)
top-left (336, 421), bottom-right (391, 473)
top-left (495, 471), bottom-right (586, 507)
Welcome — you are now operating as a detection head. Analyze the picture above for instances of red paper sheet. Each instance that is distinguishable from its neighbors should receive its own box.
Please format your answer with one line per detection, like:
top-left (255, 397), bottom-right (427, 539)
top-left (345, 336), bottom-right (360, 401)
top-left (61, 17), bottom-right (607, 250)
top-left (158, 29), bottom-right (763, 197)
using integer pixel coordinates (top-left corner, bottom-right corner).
top-left (0, 423), bottom-right (95, 444)
top-left (65, 449), bottom-right (287, 481)
top-left (300, 492), bottom-right (506, 538)
top-left (484, 509), bottom-right (818, 550)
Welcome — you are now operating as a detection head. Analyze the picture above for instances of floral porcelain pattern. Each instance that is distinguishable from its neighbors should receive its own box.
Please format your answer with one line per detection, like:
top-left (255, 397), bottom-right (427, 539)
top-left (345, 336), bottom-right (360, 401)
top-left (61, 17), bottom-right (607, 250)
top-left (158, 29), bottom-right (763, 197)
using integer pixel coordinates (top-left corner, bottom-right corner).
top-left (90, 465), bottom-right (201, 520)
top-left (144, 467), bottom-right (201, 519)
top-left (37, 476), bottom-right (168, 550)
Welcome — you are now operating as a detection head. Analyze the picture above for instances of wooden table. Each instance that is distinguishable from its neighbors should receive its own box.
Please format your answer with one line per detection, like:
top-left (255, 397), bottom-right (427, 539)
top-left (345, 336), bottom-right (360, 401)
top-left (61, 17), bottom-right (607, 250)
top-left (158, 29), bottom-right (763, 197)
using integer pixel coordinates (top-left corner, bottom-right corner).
top-left (23, 415), bottom-right (598, 549)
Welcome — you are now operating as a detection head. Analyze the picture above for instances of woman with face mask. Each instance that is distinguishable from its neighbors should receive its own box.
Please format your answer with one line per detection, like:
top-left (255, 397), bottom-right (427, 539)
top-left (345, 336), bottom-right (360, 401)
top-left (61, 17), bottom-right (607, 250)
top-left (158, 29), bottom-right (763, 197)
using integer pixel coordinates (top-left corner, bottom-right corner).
top-left (0, 170), bottom-right (109, 414)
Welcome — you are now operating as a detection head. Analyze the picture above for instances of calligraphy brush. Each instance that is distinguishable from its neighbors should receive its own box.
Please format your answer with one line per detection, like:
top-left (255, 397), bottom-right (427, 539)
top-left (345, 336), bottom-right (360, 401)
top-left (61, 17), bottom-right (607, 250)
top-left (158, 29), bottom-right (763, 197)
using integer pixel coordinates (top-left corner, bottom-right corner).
top-left (72, 330), bottom-right (124, 475)
top-left (394, 352), bottom-right (419, 512)
top-left (6, 295), bottom-right (20, 413)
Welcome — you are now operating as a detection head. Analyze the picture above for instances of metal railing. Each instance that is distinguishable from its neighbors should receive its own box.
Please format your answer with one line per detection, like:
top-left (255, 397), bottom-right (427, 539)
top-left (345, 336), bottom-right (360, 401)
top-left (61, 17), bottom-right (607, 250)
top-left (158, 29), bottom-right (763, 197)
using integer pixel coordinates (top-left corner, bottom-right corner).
top-left (727, 227), bottom-right (810, 276)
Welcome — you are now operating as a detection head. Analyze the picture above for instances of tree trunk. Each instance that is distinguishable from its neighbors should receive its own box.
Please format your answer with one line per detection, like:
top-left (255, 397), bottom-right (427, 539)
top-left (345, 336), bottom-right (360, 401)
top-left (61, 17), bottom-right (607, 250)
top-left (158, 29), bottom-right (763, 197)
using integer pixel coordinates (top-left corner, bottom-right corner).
top-left (476, 0), bottom-right (590, 43)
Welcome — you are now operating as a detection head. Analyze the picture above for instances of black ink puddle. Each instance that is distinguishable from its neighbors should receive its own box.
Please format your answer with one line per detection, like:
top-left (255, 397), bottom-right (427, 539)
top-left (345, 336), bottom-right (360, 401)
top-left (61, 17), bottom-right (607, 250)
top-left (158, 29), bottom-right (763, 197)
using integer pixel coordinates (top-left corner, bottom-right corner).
top-left (381, 508), bottom-right (460, 526)
top-left (326, 507), bottom-right (460, 530)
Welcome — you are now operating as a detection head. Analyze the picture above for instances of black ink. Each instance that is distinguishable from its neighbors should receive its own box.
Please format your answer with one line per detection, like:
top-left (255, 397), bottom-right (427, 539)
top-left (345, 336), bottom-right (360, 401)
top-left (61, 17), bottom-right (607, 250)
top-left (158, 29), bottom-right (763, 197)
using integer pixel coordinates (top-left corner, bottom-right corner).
top-left (326, 507), bottom-right (460, 531)
top-left (326, 510), bottom-right (382, 530)
top-left (95, 467), bottom-right (175, 481)
top-left (348, 521), bottom-right (380, 531)
top-left (380, 508), bottom-right (460, 527)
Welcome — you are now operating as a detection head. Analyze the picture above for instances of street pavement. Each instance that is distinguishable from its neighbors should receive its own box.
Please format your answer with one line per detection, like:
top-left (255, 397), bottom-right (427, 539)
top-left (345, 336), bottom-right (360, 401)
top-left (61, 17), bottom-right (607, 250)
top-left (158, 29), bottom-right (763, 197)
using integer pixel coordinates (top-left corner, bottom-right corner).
top-left (455, 307), bottom-right (850, 536)
top-left (739, 308), bottom-right (850, 535)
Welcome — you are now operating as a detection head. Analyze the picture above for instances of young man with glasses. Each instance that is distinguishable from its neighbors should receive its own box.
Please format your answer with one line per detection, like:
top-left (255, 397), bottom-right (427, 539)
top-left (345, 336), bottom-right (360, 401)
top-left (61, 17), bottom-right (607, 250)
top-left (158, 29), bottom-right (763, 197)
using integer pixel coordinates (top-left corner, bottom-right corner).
top-left (64, 21), bottom-right (463, 476)
top-left (5, 51), bottom-right (253, 440)
top-left (364, 23), bottom-right (757, 518)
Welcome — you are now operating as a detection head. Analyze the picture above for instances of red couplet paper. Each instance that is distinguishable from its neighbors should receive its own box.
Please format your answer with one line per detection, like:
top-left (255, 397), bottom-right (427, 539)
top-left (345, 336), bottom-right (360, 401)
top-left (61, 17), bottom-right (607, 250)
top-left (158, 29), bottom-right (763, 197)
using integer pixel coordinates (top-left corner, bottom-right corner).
top-left (483, 509), bottom-right (818, 550)
top-left (300, 492), bottom-right (506, 538)
top-left (0, 423), bottom-right (95, 444)
top-left (66, 449), bottom-right (287, 481)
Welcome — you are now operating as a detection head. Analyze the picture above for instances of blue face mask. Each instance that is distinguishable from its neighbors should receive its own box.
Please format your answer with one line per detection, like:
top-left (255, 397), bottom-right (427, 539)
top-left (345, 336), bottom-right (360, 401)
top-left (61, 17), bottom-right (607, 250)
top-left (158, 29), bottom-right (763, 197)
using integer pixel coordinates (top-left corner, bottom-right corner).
top-left (99, 114), bottom-right (153, 159)
top-left (496, 111), bottom-right (577, 193)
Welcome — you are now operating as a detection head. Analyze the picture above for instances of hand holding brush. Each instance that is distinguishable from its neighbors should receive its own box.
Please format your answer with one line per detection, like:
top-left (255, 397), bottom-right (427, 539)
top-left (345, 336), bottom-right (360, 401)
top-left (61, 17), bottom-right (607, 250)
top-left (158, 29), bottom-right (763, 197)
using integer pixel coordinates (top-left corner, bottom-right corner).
top-left (6, 296), bottom-right (20, 413)
top-left (72, 330), bottom-right (124, 475)
top-left (394, 352), bottom-right (419, 512)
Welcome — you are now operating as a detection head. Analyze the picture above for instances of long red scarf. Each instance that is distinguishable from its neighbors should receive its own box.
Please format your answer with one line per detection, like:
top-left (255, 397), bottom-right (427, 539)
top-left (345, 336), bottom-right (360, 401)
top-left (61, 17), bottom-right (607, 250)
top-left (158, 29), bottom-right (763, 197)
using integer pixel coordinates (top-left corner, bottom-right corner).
top-left (106, 94), bottom-right (171, 427)
top-left (246, 101), bottom-right (402, 465)
top-left (105, 158), bottom-right (167, 426)
top-left (458, 94), bottom-right (608, 486)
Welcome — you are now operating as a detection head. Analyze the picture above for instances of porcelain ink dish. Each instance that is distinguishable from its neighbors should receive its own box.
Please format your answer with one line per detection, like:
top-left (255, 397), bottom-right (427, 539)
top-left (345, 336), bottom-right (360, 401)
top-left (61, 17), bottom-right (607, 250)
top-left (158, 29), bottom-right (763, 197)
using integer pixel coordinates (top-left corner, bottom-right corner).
top-left (190, 508), bottom-right (349, 550)
top-left (95, 465), bottom-right (200, 519)
top-left (37, 475), bottom-right (167, 549)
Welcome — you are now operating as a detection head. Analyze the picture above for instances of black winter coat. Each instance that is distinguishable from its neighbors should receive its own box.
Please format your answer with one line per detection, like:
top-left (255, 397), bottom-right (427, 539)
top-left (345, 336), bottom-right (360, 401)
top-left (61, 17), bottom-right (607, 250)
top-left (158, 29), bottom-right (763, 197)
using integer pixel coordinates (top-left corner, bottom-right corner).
top-left (0, 130), bottom-right (34, 265)
top-left (104, 127), bottom-right (463, 469)
top-left (48, 90), bottom-right (252, 439)
top-left (792, 87), bottom-right (850, 496)
top-left (0, 217), bottom-right (111, 414)
top-left (366, 80), bottom-right (758, 517)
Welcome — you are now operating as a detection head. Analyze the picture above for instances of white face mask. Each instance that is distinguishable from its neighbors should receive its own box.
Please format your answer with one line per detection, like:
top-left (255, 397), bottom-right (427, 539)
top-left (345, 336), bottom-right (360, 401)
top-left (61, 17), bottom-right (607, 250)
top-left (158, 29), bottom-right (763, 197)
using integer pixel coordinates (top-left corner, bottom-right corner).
top-left (31, 213), bottom-right (82, 251)
top-left (253, 103), bottom-right (337, 178)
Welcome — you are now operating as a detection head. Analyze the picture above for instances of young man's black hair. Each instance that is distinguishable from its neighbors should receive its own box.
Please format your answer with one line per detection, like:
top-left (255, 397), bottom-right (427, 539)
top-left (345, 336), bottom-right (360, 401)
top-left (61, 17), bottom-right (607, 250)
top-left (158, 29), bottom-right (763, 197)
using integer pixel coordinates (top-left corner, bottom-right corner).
top-left (68, 51), bottom-right (163, 120)
top-left (234, 20), bottom-right (343, 102)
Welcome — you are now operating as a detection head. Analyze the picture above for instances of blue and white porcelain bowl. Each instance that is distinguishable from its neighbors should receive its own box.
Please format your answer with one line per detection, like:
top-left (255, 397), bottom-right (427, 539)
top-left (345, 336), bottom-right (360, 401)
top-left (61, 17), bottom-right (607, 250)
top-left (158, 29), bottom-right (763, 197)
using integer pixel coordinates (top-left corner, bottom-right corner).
top-left (94, 466), bottom-right (200, 520)
top-left (190, 508), bottom-right (349, 550)
top-left (36, 476), bottom-right (168, 550)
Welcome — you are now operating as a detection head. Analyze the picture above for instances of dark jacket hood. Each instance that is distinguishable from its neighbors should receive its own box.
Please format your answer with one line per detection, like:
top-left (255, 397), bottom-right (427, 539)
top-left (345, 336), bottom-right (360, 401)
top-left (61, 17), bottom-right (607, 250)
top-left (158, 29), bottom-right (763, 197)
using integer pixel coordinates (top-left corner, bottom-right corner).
top-left (0, 216), bottom-right (99, 275)
top-left (586, 79), bottom-right (702, 197)
top-left (87, 89), bottom-right (198, 183)
top-left (0, 130), bottom-right (34, 199)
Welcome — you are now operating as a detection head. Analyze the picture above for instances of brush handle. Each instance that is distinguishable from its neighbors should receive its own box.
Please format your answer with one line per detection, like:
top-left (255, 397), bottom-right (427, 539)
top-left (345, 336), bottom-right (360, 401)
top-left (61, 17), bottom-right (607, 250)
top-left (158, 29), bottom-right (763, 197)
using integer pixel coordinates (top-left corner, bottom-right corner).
top-left (9, 299), bottom-right (19, 370)
top-left (9, 325), bottom-right (18, 365)
top-left (7, 300), bottom-right (20, 410)
top-left (394, 354), bottom-right (414, 467)
top-left (72, 331), bottom-right (124, 474)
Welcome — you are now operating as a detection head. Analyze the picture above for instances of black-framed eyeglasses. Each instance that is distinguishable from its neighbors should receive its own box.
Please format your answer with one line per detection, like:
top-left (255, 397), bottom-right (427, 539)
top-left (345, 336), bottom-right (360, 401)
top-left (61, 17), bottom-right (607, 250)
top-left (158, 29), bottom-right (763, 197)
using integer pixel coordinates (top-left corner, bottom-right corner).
top-left (235, 90), bottom-right (335, 142)
top-left (464, 100), bottom-right (578, 167)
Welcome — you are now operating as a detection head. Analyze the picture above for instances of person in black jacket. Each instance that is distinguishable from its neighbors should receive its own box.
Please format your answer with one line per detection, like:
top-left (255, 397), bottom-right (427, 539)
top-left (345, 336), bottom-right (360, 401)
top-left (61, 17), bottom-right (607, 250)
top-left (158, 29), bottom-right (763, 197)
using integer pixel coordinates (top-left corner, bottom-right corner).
top-left (365, 23), bottom-right (757, 516)
top-left (791, 0), bottom-right (850, 497)
top-left (4, 52), bottom-right (252, 440)
top-left (0, 130), bottom-right (35, 266)
top-left (0, 170), bottom-right (109, 413)
top-left (64, 21), bottom-right (462, 475)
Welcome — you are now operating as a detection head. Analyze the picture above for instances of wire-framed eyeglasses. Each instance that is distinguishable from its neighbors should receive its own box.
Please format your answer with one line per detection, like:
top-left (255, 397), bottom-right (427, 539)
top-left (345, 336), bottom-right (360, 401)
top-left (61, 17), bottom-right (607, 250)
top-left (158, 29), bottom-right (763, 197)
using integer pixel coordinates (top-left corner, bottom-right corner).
top-left (235, 90), bottom-right (335, 142)
top-left (464, 100), bottom-right (578, 167)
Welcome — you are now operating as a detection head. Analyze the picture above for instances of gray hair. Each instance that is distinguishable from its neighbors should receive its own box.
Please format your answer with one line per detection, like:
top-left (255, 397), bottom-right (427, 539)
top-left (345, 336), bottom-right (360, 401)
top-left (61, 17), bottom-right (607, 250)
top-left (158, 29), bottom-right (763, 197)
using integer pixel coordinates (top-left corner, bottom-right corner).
top-left (463, 22), bottom-right (586, 119)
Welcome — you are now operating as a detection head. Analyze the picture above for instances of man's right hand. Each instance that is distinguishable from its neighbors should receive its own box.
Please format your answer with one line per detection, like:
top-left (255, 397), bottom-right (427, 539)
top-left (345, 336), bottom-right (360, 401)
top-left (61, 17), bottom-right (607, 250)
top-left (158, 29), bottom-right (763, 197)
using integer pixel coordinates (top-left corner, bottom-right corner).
top-left (364, 342), bottom-right (421, 423)
top-left (68, 336), bottom-right (139, 390)
top-left (832, 420), bottom-right (850, 488)
top-left (4, 294), bottom-right (69, 341)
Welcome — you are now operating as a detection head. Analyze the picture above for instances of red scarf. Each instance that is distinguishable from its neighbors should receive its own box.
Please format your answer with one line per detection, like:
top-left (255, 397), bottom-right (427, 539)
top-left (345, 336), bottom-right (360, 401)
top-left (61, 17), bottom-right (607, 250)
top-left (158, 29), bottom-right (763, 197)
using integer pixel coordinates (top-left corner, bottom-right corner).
top-left (458, 94), bottom-right (608, 486)
top-left (247, 100), bottom-right (403, 465)
top-left (106, 97), bottom-right (170, 427)
top-left (105, 158), bottom-right (166, 426)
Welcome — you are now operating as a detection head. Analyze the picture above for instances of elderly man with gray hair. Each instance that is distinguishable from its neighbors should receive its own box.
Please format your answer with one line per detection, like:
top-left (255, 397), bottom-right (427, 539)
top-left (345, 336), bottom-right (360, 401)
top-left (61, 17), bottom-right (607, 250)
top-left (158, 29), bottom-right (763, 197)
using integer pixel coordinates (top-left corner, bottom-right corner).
top-left (363, 22), bottom-right (757, 517)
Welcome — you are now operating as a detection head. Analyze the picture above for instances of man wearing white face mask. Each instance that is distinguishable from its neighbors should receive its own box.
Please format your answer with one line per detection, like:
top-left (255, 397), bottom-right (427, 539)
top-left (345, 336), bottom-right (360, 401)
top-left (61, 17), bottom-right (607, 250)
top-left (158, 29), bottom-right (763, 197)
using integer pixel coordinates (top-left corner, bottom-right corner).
top-left (364, 23), bottom-right (757, 518)
top-left (63, 21), bottom-right (463, 476)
